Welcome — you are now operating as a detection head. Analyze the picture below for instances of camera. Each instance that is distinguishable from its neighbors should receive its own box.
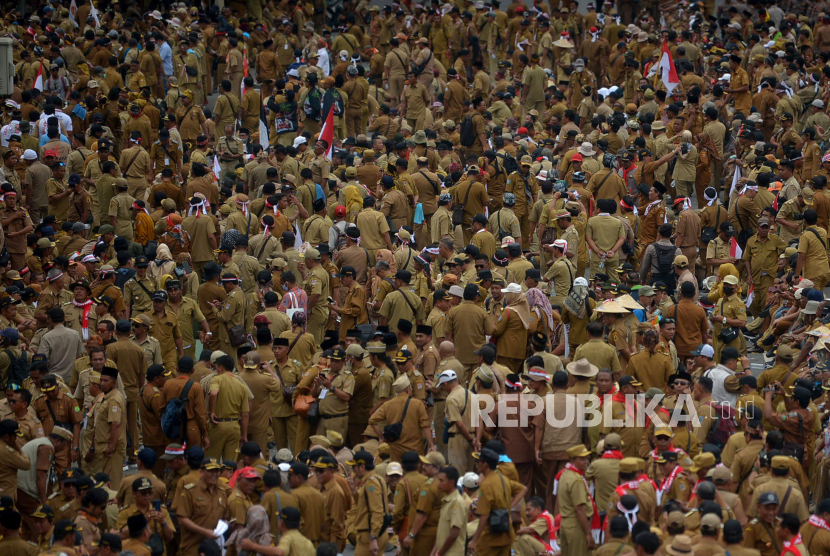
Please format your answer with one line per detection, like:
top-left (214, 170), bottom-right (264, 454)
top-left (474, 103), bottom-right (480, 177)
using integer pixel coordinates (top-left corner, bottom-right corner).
top-left (793, 213), bottom-right (805, 221)
top-left (762, 386), bottom-right (777, 393)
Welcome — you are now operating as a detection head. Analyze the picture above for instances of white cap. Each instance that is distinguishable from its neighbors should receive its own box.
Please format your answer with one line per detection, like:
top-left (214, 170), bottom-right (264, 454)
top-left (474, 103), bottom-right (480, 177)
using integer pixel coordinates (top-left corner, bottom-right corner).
top-left (461, 472), bottom-right (480, 488)
top-left (813, 99), bottom-right (826, 108)
top-left (277, 462), bottom-right (291, 472)
top-left (718, 74), bottom-right (731, 82)
top-left (21, 149), bottom-right (38, 160)
top-left (386, 462), bottom-right (403, 476)
top-left (287, 68), bottom-right (300, 78)
top-left (501, 283), bottom-right (522, 294)
top-left (697, 344), bottom-right (715, 358)
top-left (437, 370), bottom-right (457, 385)
top-left (574, 277), bottom-right (589, 287)
top-left (448, 285), bottom-right (464, 297)
top-left (293, 136), bottom-right (307, 148)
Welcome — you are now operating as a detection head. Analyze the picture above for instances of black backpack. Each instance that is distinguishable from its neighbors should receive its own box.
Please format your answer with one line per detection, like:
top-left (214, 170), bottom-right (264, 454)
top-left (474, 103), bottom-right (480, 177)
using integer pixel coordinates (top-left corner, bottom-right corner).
top-left (655, 243), bottom-right (676, 275)
top-left (5, 349), bottom-right (29, 384)
top-left (459, 115), bottom-right (475, 147)
top-left (161, 380), bottom-right (194, 441)
top-left (497, 153), bottom-right (519, 176)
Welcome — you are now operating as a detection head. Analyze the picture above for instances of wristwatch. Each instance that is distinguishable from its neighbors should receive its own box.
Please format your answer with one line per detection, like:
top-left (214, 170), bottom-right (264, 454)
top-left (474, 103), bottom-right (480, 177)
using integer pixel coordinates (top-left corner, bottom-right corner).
top-left (370, 535), bottom-right (378, 541)
top-left (407, 533), bottom-right (415, 539)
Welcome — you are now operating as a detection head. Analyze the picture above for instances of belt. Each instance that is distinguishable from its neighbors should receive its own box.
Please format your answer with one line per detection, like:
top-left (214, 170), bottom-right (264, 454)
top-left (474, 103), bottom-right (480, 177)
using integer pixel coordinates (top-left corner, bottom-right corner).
top-left (680, 245), bottom-right (697, 249)
top-left (214, 418), bottom-right (237, 422)
top-left (321, 413), bottom-right (348, 420)
top-left (446, 432), bottom-right (457, 438)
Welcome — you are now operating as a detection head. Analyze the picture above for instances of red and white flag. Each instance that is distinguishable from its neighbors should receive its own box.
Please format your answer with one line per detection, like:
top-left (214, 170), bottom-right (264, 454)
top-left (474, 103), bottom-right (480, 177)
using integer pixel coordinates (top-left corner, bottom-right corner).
top-left (745, 284), bottom-right (754, 308)
top-left (33, 60), bottom-right (44, 91)
top-left (659, 40), bottom-right (680, 95)
top-left (319, 105), bottom-right (335, 160)
top-left (729, 236), bottom-right (742, 259)
top-left (240, 44), bottom-right (250, 98)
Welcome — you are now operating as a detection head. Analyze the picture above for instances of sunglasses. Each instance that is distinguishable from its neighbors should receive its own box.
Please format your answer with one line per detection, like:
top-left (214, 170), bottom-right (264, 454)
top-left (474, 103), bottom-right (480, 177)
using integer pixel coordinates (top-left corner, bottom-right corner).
top-left (673, 381), bottom-right (690, 387)
top-left (475, 264), bottom-right (485, 269)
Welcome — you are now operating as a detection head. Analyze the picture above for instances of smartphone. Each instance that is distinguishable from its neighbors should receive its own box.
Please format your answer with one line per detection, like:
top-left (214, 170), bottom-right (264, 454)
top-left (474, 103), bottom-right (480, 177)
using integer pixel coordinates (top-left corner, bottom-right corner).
top-left (182, 260), bottom-right (192, 274)
top-left (153, 500), bottom-right (161, 512)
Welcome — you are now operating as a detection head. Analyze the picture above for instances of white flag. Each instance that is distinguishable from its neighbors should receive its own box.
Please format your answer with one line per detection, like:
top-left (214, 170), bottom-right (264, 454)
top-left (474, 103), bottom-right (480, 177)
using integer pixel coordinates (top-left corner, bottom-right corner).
top-left (89, 0), bottom-right (100, 28)
top-left (212, 155), bottom-right (221, 181)
top-left (729, 166), bottom-right (741, 198)
top-left (68, 0), bottom-right (79, 27)
top-left (294, 222), bottom-right (303, 250)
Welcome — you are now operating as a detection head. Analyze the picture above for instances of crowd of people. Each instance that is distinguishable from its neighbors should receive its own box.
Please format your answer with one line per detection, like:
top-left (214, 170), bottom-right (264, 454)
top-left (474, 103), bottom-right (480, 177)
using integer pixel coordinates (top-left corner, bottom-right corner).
top-left (4, 0), bottom-right (830, 555)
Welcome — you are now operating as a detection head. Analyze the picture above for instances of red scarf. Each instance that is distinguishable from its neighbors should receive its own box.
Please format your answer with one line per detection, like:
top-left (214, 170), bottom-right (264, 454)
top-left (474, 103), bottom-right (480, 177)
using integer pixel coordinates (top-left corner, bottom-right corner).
top-left (601, 450), bottom-right (624, 460)
top-left (531, 511), bottom-right (556, 551)
top-left (612, 391), bottom-right (636, 420)
top-left (782, 534), bottom-right (803, 556)
top-left (637, 474), bottom-right (659, 491)
top-left (809, 516), bottom-right (830, 532)
top-left (72, 298), bottom-right (94, 340)
top-left (657, 464), bottom-right (682, 505)
top-left (646, 406), bottom-right (670, 430)
top-left (597, 385), bottom-right (618, 410)
top-left (557, 464), bottom-right (602, 540)
top-left (614, 481), bottom-right (640, 498)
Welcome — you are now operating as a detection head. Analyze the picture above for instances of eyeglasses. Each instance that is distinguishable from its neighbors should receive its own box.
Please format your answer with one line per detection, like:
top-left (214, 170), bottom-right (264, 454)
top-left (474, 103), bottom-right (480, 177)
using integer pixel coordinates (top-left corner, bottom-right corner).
top-left (475, 264), bottom-right (485, 269)
top-left (673, 381), bottom-right (690, 387)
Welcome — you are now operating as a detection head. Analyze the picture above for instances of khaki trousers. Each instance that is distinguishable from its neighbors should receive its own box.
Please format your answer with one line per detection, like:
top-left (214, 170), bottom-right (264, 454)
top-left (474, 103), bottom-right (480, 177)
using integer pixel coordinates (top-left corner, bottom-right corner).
top-left (433, 399), bottom-right (447, 457)
top-left (354, 532), bottom-right (390, 556)
top-left (206, 421), bottom-right (241, 460)
top-left (127, 400), bottom-right (140, 461)
top-left (675, 179), bottom-right (695, 199)
top-left (448, 434), bottom-right (474, 474)
top-left (316, 414), bottom-right (348, 439)
top-left (272, 415), bottom-right (298, 450)
top-left (560, 520), bottom-right (589, 556)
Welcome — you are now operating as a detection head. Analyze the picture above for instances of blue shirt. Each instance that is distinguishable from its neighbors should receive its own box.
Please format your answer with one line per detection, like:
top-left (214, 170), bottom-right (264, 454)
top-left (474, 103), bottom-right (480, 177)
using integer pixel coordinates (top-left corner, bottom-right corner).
top-left (39, 134), bottom-right (70, 147)
top-left (158, 42), bottom-right (173, 76)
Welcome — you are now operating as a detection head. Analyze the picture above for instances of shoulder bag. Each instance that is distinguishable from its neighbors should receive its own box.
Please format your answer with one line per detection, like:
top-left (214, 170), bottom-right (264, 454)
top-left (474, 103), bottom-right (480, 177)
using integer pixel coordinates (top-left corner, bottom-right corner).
top-left (226, 297), bottom-right (247, 347)
top-left (701, 205), bottom-right (721, 243)
top-left (383, 397), bottom-right (412, 442)
top-left (716, 299), bottom-right (740, 344)
top-left (488, 474), bottom-right (511, 533)
top-left (452, 181), bottom-right (474, 227)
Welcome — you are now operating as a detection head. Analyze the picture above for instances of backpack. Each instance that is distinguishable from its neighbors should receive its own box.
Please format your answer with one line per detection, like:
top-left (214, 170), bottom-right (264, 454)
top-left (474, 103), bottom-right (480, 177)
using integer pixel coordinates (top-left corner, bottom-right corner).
top-left (459, 115), bottom-right (475, 147)
top-left (704, 401), bottom-right (737, 449)
top-left (497, 153), bottom-right (519, 176)
top-left (4, 349), bottom-right (29, 384)
top-left (161, 380), bottom-right (194, 441)
top-left (654, 243), bottom-right (676, 275)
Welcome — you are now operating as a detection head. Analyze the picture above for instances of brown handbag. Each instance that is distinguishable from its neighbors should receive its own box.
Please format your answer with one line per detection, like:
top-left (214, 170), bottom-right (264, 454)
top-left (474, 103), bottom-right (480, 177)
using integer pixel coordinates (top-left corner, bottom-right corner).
top-left (293, 394), bottom-right (316, 417)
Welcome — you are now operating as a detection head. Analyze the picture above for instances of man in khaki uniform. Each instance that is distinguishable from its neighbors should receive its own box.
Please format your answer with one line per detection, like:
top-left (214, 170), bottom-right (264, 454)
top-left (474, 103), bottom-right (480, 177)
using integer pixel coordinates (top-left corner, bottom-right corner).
top-left (316, 348), bottom-right (354, 439)
top-left (586, 199), bottom-right (626, 282)
top-left (796, 209), bottom-right (830, 291)
top-left (119, 132), bottom-right (153, 201)
top-left (91, 367), bottom-right (127, 486)
top-left (176, 458), bottom-right (228, 556)
top-left (743, 217), bottom-right (786, 317)
top-left (271, 337), bottom-right (301, 450)
top-left (207, 275), bottom-right (246, 361)
top-left (206, 354), bottom-right (250, 460)
top-left (147, 291), bottom-right (184, 373)
top-left (106, 320), bottom-right (146, 465)
top-left (348, 450), bottom-right (390, 556)
top-left (108, 179), bottom-right (135, 241)
top-left (302, 248), bottom-right (330, 344)
top-left (213, 81), bottom-right (240, 144)
top-left (123, 257), bottom-right (156, 317)
top-left (438, 370), bottom-right (474, 474)
top-left (505, 156), bottom-right (539, 247)
top-left (710, 274), bottom-right (747, 362)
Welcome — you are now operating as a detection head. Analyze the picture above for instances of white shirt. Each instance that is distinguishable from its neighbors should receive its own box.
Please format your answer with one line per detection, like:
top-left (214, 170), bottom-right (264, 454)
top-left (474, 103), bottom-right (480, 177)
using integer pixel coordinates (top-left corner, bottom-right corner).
top-left (0, 121), bottom-right (20, 147)
top-left (38, 110), bottom-right (73, 136)
top-left (703, 364), bottom-right (738, 406)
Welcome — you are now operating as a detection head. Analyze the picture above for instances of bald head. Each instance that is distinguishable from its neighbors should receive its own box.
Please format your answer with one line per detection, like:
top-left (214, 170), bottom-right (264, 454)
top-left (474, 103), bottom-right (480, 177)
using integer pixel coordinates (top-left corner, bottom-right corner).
top-left (439, 341), bottom-right (455, 357)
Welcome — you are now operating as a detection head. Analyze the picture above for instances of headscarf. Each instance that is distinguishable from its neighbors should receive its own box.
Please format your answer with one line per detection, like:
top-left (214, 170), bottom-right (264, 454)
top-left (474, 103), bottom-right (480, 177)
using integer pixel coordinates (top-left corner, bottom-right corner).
top-left (342, 185), bottom-right (362, 223)
top-left (564, 280), bottom-right (590, 319)
top-left (228, 506), bottom-right (273, 556)
top-left (707, 262), bottom-right (742, 304)
top-left (525, 287), bottom-right (554, 331)
top-left (696, 133), bottom-right (721, 162)
top-left (150, 243), bottom-right (176, 282)
top-left (504, 291), bottom-right (531, 328)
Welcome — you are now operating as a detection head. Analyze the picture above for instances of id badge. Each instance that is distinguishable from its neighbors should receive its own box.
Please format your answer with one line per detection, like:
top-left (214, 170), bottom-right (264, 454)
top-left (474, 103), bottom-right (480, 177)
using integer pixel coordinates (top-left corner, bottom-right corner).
top-left (164, 157), bottom-right (170, 166)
